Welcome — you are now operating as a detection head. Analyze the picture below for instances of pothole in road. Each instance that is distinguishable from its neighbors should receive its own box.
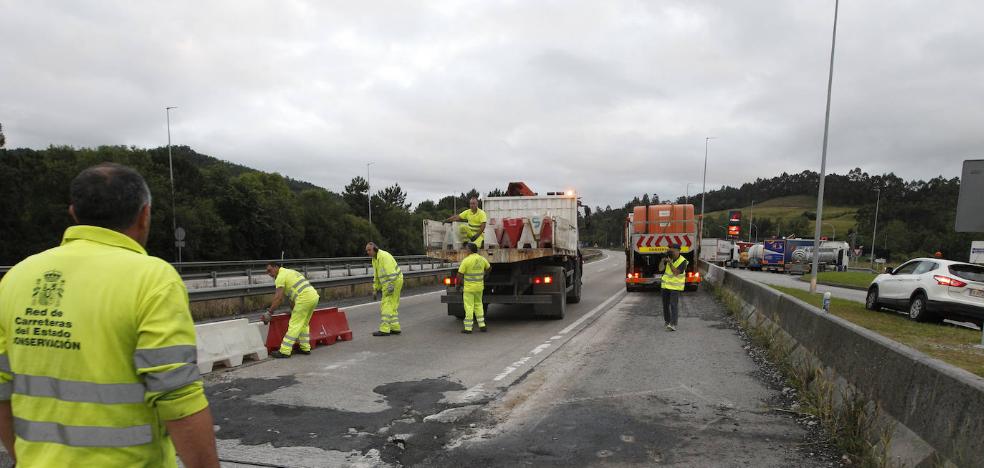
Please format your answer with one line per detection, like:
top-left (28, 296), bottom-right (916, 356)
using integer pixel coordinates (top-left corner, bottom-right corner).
top-left (206, 375), bottom-right (471, 465)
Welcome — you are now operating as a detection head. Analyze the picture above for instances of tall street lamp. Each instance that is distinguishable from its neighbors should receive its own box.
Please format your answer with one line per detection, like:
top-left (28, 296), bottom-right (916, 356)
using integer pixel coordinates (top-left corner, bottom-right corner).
top-left (367, 162), bottom-right (375, 226)
top-left (165, 106), bottom-right (180, 262)
top-left (749, 200), bottom-right (755, 242)
top-left (699, 137), bottom-right (716, 241)
top-left (810, 0), bottom-right (840, 294)
top-left (870, 187), bottom-right (881, 267)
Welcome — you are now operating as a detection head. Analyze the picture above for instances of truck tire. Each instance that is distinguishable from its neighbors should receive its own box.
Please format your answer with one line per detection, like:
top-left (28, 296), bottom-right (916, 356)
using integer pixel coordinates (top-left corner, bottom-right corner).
top-left (567, 263), bottom-right (582, 304)
top-left (448, 303), bottom-right (465, 319)
top-left (535, 266), bottom-right (566, 319)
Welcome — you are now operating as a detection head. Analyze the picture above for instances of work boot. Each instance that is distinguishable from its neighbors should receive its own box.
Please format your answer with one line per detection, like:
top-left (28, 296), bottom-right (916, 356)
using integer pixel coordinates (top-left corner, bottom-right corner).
top-left (668, 324), bottom-right (677, 332)
top-left (461, 329), bottom-right (472, 334)
top-left (270, 351), bottom-right (291, 359)
top-left (297, 349), bottom-right (311, 355)
top-left (665, 323), bottom-right (672, 331)
top-left (479, 326), bottom-right (487, 333)
top-left (372, 331), bottom-right (391, 337)
top-left (390, 330), bottom-right (402, 335)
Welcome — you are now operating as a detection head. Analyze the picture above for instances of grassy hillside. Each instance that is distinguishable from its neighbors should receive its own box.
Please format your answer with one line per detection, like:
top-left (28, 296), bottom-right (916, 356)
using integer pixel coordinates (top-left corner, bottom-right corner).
top-left (704, 195), bottom-right (858, 240)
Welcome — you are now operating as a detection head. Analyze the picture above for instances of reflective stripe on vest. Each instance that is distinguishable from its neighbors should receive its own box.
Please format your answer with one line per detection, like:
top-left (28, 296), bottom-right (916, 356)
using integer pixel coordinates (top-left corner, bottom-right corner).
top-left (462, 273), bottom-right (484, 282)
top-left (379, 270), bottom-right (402, 284)
top-left (662, 256), bottom-right (687, 291)
top-left (133, 345), bottom-right (197, 369)
top-left (14, 374), bottom-right (145, 404)
top-left (14, 417), bottom-right (153, 448)
top-left (143, 364), bottom-right (201, 393)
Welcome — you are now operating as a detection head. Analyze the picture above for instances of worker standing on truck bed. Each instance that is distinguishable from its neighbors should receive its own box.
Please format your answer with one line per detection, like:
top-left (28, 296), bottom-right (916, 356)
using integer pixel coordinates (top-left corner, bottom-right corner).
top-left (456, 243), bottom-right (491, 334)
top-left (265, 262), bottom-right (320, 358)
top-left (367, 242), bottom-right (403, 337)
top-left (445, 197), bottom-right (488, 248)
top-left (659, 243), bottom-right (688, 331)
top-left (0, 163), bottom-right (218, 467)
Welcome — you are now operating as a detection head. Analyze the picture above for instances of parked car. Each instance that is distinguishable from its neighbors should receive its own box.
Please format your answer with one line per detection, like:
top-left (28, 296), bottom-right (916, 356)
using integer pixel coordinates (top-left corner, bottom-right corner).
top-left (865, 258), bottom-right (984, 325)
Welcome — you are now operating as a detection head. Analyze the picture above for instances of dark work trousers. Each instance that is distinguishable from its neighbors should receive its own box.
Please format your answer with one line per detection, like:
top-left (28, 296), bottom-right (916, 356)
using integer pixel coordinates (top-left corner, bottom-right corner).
top-left (662, 289), bottom-right (680, 325)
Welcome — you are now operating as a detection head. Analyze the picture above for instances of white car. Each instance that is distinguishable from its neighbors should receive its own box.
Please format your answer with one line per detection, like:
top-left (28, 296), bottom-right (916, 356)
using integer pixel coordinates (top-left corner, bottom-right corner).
top-left (865, 258), bottom-right (984, 325)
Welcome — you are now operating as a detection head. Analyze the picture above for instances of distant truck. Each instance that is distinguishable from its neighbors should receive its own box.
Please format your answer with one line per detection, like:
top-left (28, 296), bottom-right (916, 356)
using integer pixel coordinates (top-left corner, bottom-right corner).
top-left (762, 239), bottom-right (786, 272)
top-left (424, 182), bottom-right (582, 320)
top-left (735, 241), bottom-right (755, 269)
top-left (624, 204), bottom-right (701, 292)
top-left (699, 238), bottom-right (735, 266)
top-left (784, 240), bottom-right (851, 275)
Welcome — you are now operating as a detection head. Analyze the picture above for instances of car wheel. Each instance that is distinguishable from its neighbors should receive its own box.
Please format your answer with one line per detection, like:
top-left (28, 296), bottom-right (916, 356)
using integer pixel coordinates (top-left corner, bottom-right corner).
top-left (865, 287), bottom-right (881, 311)
top-left (908, 294), bottom-right (933, 322)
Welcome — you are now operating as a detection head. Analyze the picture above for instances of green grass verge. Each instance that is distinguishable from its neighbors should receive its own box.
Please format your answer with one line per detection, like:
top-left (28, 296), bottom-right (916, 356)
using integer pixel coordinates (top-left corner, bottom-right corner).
top-left (772, 286), bottom-right (984, 378)
top-left (805, 271), bottom-right (878, 289)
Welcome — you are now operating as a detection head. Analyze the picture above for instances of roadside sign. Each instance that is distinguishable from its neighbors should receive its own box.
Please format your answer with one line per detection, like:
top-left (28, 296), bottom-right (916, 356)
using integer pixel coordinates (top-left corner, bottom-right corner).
top-left (853, 248), bottom-right (862, 257)
top-left (971, 241), bottom-right (984, 265)
top-left (175, 227), bottom-right (187, 241)
top-left (175, 240), bottom-right (186, 248)
top-left (956, 160), bottom-right (984, 232)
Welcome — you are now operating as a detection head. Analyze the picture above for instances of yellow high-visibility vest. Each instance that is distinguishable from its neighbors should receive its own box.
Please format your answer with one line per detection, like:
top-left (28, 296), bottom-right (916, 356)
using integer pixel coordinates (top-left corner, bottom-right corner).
top-left (0, 225), bottom-right (208, 467)
top-left (372, 250), bottom-right (403, 292)
top-left (275, 267), bottom-right (319, 303)
top-left (458, 209), bottom-right (488, 243)
top-left (661, 255), bottom-right (687, 291)
top-left (458, 253), bottom-right (491, 293)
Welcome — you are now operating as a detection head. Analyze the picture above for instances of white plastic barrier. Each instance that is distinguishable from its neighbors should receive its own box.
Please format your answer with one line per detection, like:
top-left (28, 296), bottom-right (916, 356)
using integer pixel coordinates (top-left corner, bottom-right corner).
top-left (195, 318), bottom-right (268, 374)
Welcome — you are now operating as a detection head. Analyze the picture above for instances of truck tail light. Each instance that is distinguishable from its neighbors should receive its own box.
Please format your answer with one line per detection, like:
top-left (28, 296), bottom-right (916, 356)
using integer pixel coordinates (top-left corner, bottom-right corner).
top-left (443, 277), bottom-right (452, 286)
top-left (626, 272), bottom-right (641, 279)
top-left (533, 275), bottom-right (554, 285)
top-left (544, 275), bottom-right (553, 284)
top-left (934, 275), bottom-right (967, 288)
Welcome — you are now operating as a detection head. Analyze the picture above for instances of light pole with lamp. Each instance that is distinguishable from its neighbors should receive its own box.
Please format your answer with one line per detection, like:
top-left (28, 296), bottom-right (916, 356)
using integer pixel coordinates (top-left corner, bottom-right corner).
top-left (809, 0), bottom-right (840, 294)
top-left (165, 106), bottom-right (182, 263)
top-left (749, 200), bottom-right (755, 242)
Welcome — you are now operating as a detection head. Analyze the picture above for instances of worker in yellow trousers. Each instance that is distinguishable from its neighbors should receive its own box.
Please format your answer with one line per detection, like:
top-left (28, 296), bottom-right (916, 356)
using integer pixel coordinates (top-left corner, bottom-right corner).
top-left (456, 243), bottom-right (491, 334)
top-left (444, 197), bottom-right (488, 248)
top-left (265, 262), bottom-right (320, 358)
top-left (367, 242), bottom-right (403, 337)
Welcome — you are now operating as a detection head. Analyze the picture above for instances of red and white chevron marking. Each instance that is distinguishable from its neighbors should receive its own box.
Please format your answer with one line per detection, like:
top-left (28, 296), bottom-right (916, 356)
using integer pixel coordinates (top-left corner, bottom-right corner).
top-left (634, 234), bottom-right (693, 249)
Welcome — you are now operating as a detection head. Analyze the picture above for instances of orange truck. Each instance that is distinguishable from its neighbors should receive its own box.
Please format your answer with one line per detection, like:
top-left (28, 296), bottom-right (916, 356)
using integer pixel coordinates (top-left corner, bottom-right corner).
top-left (624, 204), bottom-right (701, 292)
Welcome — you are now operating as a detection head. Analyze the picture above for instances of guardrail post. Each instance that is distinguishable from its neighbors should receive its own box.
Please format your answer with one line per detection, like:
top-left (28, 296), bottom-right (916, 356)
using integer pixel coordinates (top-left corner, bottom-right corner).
top-left (247, 269), bottom-right (253, 285)
top-left (303, 265), bottom-right (309, 277)
top-left (211, 271), bottom-right (218, 288)
top-left (346, 264), bottom-right (351, 276)
top-left (325, 265), bottom-right (330, 278)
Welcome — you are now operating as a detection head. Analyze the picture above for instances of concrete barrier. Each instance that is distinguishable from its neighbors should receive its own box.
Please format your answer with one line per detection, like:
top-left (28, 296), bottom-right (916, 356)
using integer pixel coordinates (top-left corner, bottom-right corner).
top-left (195, 318), bottom-right (268, 373)
top-left (699, 261), bottom-right (984, 466)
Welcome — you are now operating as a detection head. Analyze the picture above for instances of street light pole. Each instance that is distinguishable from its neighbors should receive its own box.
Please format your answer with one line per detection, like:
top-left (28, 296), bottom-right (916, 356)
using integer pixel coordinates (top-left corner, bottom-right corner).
top-left (165, 106), bottom-right (178, 262)
top-left (367, 162), bottom-right (375, 226)
top-left (870, 187), bottom-right (881, 268)
top-left (699, 137), bottom-right (715, 242)
top-left (810, 0), bottom-right (840, 294)
top-left (749, 200), bottom-right (755, 242)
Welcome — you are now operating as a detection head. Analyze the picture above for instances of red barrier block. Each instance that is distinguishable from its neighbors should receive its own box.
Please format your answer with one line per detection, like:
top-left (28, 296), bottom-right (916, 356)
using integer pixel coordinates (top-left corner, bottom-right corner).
top-left (264, 307), bottom-right (354, 352)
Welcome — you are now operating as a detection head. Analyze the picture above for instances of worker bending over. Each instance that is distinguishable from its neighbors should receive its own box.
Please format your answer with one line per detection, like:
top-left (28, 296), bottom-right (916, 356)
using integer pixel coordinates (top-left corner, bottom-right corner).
top-left (445, 197), bottom-right (488, 248)
top-left (367, 243), bottom-right (403, 336)
top-left (0, 163), bottom-right (218, 467)
top-left (457, 243), bottom-right (491, 334)
top-left (265, 262), bottom-right (320, 358)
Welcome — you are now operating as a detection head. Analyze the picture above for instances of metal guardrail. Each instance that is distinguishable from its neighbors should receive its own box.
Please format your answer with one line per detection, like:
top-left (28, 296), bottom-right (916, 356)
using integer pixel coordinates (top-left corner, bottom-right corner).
top-left (188, 266), bottom-right (456, 302)
top-left (0, 255), bottom-right (439, 282)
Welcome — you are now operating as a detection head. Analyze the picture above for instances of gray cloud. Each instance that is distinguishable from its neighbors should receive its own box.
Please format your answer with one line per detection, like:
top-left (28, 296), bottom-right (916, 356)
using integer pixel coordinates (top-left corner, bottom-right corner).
top-left (2, 0), bottom-right (981, 209)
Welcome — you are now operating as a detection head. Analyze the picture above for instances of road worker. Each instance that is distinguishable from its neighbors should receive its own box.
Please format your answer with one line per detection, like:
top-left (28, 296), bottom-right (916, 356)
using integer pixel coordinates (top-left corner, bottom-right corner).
top-left (0, 163), bottom-right (218, 467)
top-left (265, 262), bottom-right (320, 358)
top-left (456, 242), bottom-right (491, 334)
top-left (658, 243), bottom-right (688, 332)
top-left (367, 242), bottom-right (403, 336)
top-left (444, 197), bottom-right (488, 248)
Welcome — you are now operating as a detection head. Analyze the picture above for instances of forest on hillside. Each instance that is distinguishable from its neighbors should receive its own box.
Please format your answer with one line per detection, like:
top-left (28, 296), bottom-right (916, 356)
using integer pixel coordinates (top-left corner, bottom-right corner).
top-left (0, 146), bottom-right (976, 265)
top-left (0, 145), bottom-right (483, 264)
top-left (578, 169), bottom-right (978, 263)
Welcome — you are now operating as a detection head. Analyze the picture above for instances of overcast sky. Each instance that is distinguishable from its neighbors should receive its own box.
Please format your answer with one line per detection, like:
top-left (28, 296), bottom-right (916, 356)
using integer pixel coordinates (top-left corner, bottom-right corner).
top-left (2, 1), bottom-right (982, 209)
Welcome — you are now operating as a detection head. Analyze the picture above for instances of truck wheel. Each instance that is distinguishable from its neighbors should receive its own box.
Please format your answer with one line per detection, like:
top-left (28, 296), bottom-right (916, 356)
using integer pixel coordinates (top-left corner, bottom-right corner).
top-left (567, 263), bottom-right (582, 304)
top-left (448, 303), bottom-right (465, 319)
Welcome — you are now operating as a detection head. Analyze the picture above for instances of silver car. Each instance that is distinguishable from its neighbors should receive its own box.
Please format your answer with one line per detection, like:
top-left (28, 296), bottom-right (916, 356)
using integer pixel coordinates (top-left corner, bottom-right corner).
top-left (865, 258), bottom-right (984, 326)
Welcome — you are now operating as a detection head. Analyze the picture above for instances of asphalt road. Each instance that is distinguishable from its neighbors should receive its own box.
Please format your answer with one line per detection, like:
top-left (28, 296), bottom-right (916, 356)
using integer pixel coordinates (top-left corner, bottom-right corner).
top-left (728, 268), bottom-right (867, 302)
top-left (206, 251), bottom-right (628, 467)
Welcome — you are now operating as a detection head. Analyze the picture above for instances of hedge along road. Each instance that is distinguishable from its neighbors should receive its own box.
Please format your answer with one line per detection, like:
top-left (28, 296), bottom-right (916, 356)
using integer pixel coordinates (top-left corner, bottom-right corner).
top-left (204, 250), bottom-right (627, 467)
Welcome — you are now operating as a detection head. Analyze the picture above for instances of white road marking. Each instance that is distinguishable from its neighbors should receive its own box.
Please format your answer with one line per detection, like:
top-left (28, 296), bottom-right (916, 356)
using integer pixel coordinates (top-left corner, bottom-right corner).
top-left (530, 344), bottom-right (551, 355)
top-left (461, 383), bottom-right (486, 402)
top-left (558, 289), bottom-right (625, 335)
top-left (493, 356), bottom-right (532, 381)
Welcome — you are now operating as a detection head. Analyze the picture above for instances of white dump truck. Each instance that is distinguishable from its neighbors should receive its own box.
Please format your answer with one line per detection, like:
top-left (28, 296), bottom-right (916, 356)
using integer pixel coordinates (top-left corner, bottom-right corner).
top-left (423, 182), bottom-right (583, 319)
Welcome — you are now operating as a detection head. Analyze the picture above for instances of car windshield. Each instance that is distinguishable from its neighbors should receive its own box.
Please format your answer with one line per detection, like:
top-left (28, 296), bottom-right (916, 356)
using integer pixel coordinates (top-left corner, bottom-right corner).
top-left (949, 264), bottom-right (984, 283)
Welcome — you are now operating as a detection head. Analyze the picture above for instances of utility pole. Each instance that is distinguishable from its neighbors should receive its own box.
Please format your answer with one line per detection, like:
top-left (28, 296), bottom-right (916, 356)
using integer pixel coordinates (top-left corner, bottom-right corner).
top-left (367, 162), bottom-right (375, 226)
top-left (749, 200), bottom-right (754, 242)
top-left (165, 106), bottom-right (180, 263)
top-left (810, 0), bottom-right (840, 293)
top-left (870, 187), bottom-right (881, 268)
top-left (699, 137), bottom-right (715, 242)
